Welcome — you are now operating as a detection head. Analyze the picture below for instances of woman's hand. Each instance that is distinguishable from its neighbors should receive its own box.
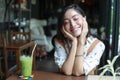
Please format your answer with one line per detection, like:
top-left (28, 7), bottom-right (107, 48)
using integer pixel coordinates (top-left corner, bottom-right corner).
top-left (62, 26), bottom-right (77, 42)
top-left (78, 18), bottom-right (88, 45)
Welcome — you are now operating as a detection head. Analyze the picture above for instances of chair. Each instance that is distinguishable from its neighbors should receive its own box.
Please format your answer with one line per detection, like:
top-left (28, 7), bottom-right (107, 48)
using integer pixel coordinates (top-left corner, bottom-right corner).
top-left (3, 31), bottom-right (36, 77)
top-left (0, 38), bottom-right (5, 77)
top-left (9, 31), bottom-right (33, 60)
top-left (0, 31), bottom-right (33, 77)
top-left (0, 31), bottom-right (7, 77)
top-left (0, 31), bottom-right (36, 78)
top-left (10, 31), bottom-right (32, 55)
top-left (0, 57), bottom-right (4, 77)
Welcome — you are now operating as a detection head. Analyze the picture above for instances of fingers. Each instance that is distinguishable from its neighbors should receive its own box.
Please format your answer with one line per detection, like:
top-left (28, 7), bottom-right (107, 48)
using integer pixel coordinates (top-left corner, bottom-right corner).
top-left (62, 26), bottom-right (70, 38)
top-left (62, 26), bottom-right (66, 34)
top-left (78, 18), bottom-right (88, 44)
top-left (82, 18), bottom-right (88, 33)
top-left (61, 26), bottom-right (75, 41)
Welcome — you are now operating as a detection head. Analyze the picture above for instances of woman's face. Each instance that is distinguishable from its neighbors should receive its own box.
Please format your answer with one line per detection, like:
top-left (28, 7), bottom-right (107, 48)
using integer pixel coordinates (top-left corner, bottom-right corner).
top-left (63, 9), bottom-right (86, 37)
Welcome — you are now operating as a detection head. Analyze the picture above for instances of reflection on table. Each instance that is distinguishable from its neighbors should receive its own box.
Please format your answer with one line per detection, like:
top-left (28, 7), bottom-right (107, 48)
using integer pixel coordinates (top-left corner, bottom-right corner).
top-left (7, 71), bottom-right (86, 80)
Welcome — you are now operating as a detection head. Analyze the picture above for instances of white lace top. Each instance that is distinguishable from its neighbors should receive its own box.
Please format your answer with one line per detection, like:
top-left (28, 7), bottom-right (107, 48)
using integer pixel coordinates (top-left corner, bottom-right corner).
top-left (54, 36), bottom-right (105, 75)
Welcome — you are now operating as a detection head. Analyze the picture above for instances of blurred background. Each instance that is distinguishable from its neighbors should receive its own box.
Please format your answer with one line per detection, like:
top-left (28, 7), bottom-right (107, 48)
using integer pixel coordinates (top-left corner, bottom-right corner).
top-left (0, 0), bottom-right (120, 79)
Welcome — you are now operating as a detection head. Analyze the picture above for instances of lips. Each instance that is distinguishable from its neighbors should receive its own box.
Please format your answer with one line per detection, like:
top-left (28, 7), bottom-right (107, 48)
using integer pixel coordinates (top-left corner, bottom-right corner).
top-left (70, 26), bottom-right (82, 37)
top-left (71, 28), bottom-right (77, 32)
top-left (71, 27), bottom-right (81, 33)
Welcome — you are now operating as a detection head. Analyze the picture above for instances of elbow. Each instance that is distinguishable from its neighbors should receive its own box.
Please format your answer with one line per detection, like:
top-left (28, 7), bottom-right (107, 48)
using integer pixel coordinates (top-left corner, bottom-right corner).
top-left (72, 72), bottom-right (83, 76)
top-left (64, 71), bottom-right (72, 76)
top-left (61, 69), bottom-right (72, 76)
top-left (72, 69), bottom-right (84, 76)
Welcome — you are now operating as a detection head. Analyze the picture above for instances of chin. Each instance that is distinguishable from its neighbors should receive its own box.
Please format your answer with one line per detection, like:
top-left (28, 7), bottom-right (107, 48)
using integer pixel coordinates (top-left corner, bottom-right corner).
top-left (75, 31), bottom-right (81, 36)
top-left (73, 33), bottom-right (81, 37)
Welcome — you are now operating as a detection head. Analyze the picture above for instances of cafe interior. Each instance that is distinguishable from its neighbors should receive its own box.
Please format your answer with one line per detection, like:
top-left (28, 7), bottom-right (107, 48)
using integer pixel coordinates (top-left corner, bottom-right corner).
top-left (0, 0), bottom-right (120, 80)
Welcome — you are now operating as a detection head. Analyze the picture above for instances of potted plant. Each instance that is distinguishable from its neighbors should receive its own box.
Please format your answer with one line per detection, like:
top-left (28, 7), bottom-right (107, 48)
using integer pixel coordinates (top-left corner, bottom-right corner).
top-left (87, 55), bottom-right (120, 80)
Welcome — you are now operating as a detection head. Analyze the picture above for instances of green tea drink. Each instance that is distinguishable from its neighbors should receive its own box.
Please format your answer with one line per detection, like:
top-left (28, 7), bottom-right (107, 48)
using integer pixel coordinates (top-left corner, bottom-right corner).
top-left (20, 55), bottom-right (33, 77)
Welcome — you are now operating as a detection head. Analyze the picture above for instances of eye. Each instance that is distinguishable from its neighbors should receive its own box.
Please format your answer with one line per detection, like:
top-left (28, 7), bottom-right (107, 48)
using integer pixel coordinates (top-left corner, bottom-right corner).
top-left (74, 18), bottom-right (78, 21)
top-left (73, 16), bottom-right (79, 21)
top-left (64, 20), bottom-right (69, 25)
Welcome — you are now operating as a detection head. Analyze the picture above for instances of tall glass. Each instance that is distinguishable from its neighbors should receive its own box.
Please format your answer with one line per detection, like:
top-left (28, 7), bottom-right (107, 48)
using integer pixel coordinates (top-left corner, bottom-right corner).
top-left (20, 55), bottom-right (33, 77)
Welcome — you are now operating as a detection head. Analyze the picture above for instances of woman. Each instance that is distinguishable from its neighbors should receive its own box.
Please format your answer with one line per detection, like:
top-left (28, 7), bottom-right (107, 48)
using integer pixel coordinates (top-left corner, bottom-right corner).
top-left (53, 4), bottom-right (105, 76)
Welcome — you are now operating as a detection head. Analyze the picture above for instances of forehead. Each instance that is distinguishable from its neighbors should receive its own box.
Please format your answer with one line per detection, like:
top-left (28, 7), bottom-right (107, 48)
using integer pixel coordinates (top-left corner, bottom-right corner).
top-left (64, 9), bottom-right (80, 19)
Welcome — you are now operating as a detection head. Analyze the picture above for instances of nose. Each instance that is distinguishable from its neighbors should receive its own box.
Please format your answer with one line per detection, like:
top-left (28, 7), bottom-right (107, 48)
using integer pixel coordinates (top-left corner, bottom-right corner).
top-left (70, 20), bottom-right (76, 28)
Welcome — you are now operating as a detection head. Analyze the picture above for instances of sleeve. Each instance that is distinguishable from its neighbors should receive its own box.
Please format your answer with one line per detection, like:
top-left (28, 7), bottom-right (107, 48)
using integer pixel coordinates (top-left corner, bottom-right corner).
top-left (54, 41), bottom-right (67, 68)
top-left (83, 41), bottom-right (105, 75)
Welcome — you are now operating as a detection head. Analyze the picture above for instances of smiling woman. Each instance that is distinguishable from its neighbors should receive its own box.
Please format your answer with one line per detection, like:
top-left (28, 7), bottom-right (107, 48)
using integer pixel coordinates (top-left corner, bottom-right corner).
top-left (52, 4), bottom-right (105, 76)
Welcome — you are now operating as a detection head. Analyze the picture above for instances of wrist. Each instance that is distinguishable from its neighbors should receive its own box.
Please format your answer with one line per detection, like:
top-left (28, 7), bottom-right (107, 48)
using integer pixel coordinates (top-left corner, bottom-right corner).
top-left (78, 37), bottom-right (87, 45)
top-left (76, 46), bottom-right (84, 56)
top-left (77, 44), bottom-right (84, 49)
top-left (78, 41), bottom-right (85, 46)
top-left (72, 39), bottom-right (77, 45)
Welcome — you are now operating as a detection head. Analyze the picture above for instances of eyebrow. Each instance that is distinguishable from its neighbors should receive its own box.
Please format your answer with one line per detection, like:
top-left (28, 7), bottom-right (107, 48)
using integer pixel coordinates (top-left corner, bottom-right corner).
top-left (72, 14), bottom-right (78, 18)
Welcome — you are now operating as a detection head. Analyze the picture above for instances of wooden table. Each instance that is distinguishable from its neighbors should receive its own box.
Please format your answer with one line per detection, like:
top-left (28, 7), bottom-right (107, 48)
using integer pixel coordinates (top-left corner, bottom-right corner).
top-left (4, 40), bottom-right (36, 77)
top-left (87, 75), bottom-right (120, 80)
top-left (7, 71), bottom-right (86, 80)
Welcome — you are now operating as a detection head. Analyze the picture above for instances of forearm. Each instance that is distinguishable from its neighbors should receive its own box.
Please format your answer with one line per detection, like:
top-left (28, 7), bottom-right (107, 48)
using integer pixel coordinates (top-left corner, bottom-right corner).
top-left (73, 44), bottom-right (84, 76)
top-left (61, 40), bottom-right (77, 75)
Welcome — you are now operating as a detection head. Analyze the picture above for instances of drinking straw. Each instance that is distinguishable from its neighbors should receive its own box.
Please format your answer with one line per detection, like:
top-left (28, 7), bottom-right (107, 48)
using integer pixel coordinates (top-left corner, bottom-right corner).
top-left (31, 43), bottom-right (37, 57)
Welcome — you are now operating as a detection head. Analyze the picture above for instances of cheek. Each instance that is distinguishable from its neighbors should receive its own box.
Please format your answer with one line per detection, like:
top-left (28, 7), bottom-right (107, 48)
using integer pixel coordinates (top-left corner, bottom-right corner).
top-left (76, 19), bottom-right (83, 25)
top-left (64, 25), bottom-right (69, 32)
top-left (78, 21), bottom-right (82, 25)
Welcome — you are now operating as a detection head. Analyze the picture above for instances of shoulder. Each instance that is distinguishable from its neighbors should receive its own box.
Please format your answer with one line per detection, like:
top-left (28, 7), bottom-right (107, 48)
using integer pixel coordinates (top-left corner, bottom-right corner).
top-left (52, 35), bottom-right (65, 48)
top-left (87, 36), bottom-right (105, 48)
top-left (86, 36), bottom-right (105, 56)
